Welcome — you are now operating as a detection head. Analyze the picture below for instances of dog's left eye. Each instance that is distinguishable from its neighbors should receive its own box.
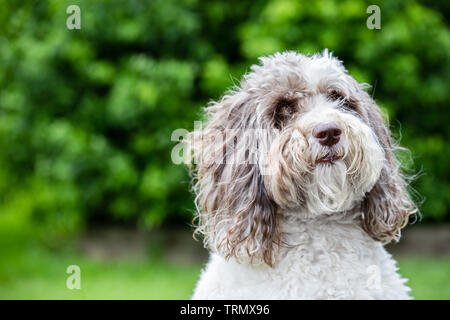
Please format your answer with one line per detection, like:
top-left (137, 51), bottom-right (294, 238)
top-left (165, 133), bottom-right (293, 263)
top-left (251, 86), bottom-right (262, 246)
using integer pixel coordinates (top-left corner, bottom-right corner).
top-left (274, 100), bottom-right (297, 128)
top-left (327, 90), bottom-right (357, 110)
top-left (328, 90), bottom-right (345, 101)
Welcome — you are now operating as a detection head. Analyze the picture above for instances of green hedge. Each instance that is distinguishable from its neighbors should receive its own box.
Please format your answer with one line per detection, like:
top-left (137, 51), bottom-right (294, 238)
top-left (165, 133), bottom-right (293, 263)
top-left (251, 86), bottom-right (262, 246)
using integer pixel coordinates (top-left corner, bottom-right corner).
top-left (0, 0), bottom-right (448, 238)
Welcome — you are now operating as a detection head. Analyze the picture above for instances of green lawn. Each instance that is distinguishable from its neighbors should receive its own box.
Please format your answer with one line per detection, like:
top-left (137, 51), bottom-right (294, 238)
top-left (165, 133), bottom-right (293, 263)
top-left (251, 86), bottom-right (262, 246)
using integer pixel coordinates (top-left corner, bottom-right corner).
top-left (0, 225), bottom-right (448, 299)
top-left (398, 258), bottom-right (450, 300)
top-left (0, 245), bottom-right (201, 299)
top-left (0, 222), bottom-right (201, 299)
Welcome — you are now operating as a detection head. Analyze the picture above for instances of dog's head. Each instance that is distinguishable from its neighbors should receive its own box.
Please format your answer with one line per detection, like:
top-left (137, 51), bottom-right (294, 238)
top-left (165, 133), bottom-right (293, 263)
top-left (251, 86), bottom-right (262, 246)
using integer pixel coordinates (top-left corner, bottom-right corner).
top-left (188, 51), bottom-right (416, 266)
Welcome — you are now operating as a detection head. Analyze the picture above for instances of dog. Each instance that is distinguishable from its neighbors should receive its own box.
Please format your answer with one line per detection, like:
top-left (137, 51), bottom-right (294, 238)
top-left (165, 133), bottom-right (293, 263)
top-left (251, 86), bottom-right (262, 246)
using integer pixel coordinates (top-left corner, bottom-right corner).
top-left (187, 51), bottom-right (417, 299)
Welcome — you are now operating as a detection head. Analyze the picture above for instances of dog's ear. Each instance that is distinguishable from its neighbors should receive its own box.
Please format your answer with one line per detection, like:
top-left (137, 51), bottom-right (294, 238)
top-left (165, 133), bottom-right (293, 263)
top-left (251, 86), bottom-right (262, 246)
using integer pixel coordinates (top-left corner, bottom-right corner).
top-left (188, 91), bottom-right (278, 266)
top-left (359, 94), bottom-right (417, 243)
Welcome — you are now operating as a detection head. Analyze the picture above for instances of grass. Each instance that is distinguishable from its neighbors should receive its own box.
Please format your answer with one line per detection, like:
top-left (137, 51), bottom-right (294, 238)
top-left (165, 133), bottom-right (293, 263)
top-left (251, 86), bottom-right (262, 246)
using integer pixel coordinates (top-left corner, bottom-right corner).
top-left (0, 257), bottom-right (201, 299)
top-left (0, 245), bottom-right (202, 299)
top-left (0, 249), bottom-right (201, 299)
top-left (398, 258), bottom-right (450, 300)
top-left (0, 222), bottom-right (201, 299)
top-left (0, 223), bottom-right (448, 299)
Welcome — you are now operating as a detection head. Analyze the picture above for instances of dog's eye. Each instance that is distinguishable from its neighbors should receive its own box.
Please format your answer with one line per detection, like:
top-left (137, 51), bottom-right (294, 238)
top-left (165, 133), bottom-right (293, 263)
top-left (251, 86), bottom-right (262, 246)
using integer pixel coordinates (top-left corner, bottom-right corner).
top-left (274, 100), bottom-right (297, 128)
top-left (327, 90), bottom-right (357, 110)
top-left (328, 90), bottom-right (345, 101)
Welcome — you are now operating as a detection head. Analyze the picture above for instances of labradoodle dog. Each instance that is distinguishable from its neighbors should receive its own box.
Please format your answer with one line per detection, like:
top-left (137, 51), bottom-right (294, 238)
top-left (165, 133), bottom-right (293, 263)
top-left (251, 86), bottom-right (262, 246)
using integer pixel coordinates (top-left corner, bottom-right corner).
top-left (187, 51), bottom-right (417, 299)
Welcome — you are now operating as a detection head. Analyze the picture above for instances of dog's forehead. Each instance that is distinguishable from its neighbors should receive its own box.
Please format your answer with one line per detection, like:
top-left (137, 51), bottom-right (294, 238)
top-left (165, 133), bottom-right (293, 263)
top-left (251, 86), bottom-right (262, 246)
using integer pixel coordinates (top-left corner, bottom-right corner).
top-left (301, 55), bottom-right (347, 86)
top-left (244, 51), bottom-right (348, 92)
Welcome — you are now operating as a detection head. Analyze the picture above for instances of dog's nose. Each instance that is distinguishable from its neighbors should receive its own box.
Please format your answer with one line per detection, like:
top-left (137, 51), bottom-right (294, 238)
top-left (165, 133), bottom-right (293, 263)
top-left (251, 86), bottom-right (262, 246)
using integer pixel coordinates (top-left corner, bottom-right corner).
top-left (312, 122), bottom-right (342, 147)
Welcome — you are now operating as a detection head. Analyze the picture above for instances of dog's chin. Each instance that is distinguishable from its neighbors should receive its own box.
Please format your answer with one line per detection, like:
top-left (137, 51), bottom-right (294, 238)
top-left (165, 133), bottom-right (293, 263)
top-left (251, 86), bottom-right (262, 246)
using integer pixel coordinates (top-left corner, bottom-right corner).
top-left (315, 156), bottom-right (342, 166)
top-left (312, 146), bottom-right (344, 165)
top-left (305, 158), bottom-right (360, 215)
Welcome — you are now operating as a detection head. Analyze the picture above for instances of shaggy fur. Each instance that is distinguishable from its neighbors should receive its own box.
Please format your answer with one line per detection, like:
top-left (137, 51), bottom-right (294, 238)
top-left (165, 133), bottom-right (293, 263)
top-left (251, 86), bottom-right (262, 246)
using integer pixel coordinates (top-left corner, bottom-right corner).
top-left (187, 51), bottom-right (417, 300)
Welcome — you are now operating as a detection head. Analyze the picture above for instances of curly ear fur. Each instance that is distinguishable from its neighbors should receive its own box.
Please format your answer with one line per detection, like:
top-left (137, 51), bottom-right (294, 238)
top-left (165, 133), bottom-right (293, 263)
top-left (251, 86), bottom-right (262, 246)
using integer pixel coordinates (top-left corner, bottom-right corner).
top-left (188, 91), bottom-right (279, 266)
top-left (359, 92), bottom-right (417, 243)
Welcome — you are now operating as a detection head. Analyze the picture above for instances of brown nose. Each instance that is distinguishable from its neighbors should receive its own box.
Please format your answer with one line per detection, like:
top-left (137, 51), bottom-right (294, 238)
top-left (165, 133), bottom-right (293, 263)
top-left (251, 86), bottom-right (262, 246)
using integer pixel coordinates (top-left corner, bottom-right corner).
top-left (312, 122), bottom-right (342, 147)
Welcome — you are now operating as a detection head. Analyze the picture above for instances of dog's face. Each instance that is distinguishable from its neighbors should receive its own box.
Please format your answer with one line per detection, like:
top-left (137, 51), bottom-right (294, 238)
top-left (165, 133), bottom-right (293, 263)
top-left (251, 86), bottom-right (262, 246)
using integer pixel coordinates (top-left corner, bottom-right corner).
top-left (189, 51), bottom-right (416, 266)
top-left (256, 53), bottom-right (385, 215)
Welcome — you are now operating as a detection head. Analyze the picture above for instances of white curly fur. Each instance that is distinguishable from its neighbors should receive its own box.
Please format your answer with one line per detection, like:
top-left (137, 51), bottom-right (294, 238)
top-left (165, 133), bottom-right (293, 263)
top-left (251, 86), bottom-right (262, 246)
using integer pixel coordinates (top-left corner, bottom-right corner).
top-left (188, 51), bottom-right (416, 300)
top-left (193, 213), bottom-right (410, 299)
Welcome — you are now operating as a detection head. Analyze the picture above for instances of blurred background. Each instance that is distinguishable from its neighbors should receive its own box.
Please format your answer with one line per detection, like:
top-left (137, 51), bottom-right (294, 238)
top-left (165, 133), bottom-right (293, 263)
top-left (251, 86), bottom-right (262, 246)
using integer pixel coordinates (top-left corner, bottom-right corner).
top-left (0, 0), bottom-right (449, 299)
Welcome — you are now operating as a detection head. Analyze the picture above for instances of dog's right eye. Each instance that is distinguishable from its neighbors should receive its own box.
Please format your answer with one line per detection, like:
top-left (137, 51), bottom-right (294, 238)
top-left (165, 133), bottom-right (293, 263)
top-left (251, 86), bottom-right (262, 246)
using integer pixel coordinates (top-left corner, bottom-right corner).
top-left (274, 99), bottom-right (297, 129)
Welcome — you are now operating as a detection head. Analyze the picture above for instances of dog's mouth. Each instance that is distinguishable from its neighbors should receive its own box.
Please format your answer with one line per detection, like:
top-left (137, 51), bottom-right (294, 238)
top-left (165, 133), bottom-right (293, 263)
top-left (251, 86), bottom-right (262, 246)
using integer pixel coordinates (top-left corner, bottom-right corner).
top-left (316, 153), bottom-right (342, 164)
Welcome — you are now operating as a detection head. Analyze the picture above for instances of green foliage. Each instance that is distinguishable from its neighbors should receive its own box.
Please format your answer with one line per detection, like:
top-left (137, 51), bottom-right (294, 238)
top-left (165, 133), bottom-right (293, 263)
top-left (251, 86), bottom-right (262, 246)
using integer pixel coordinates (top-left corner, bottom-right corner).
top-left (0, 0), bottom-right (449, 238)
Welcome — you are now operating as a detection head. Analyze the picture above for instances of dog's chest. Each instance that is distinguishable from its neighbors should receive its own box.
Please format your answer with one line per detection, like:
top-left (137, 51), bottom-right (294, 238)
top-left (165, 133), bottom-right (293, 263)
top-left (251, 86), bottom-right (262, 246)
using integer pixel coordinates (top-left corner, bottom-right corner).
top-left (193, 223), bottom-right (410, 299)
top-left (239, 234), bottom-right (385, 299)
